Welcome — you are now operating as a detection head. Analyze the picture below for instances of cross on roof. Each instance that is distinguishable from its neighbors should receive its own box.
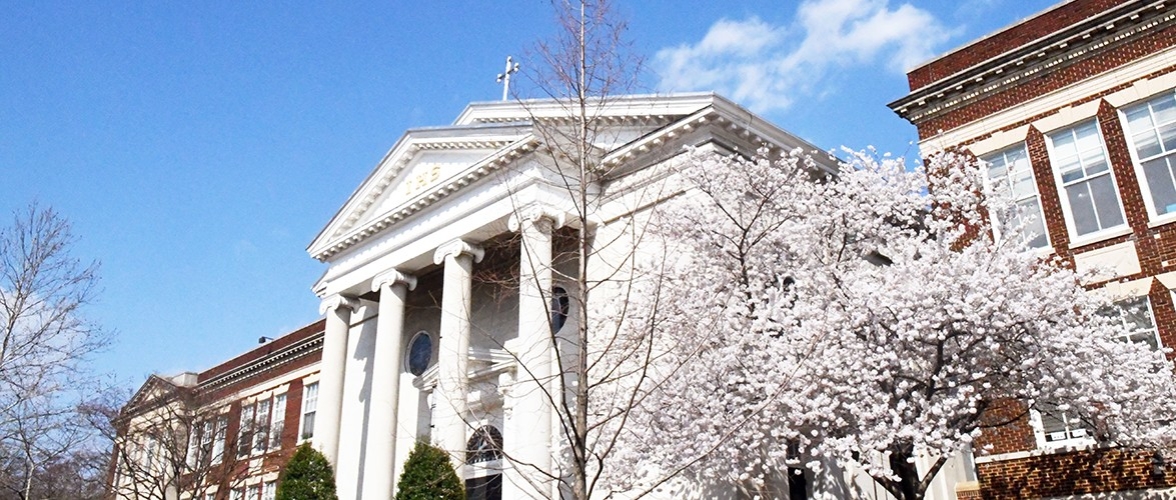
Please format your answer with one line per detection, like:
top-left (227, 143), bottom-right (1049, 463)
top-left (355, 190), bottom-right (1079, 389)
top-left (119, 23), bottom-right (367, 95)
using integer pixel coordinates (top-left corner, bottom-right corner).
top-left (496, 56), bottom-right (520, 101)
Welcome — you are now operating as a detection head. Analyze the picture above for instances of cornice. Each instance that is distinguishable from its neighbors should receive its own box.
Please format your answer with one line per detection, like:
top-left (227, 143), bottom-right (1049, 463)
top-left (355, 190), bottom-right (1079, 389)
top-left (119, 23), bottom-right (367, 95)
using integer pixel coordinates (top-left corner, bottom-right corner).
top-left (196, 331), bottom-right (323, 393)
top-left (312, 137), bottom-right (541, 261)
top-left (890, 1), bottom-right (1174, 125)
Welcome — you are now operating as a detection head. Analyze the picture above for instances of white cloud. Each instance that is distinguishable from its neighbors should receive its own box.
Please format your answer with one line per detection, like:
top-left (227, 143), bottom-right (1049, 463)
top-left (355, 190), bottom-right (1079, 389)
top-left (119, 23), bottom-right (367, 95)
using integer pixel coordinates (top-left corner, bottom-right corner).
top-left (654, 0), bottom-right (954, 113)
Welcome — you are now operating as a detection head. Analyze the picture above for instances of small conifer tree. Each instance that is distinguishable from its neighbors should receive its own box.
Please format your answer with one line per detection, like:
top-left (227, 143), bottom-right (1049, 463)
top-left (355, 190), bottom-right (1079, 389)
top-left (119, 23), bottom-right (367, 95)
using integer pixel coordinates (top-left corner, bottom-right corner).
top-left (394, 441), bottom-right (465, 500)
top-left (275, 443), bottom-right (338, 500)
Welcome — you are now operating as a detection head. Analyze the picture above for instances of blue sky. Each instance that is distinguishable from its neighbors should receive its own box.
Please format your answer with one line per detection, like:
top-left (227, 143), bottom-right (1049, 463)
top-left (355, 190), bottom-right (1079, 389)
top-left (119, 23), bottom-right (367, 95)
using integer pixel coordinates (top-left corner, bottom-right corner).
top-left (2, 0), bottom-right (1059, 387)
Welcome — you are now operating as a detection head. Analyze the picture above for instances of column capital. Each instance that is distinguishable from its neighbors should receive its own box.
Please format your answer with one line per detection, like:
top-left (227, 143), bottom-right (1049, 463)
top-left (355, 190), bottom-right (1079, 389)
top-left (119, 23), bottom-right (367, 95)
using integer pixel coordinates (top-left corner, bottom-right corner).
top-left (507, 204), bottom-right (566, 233)
top-left (319, 294), bottom-right (360, 315)
top-left (433, 239), bottom-right (485, 265)
top-left (371, 269), bottom-right (417, 293)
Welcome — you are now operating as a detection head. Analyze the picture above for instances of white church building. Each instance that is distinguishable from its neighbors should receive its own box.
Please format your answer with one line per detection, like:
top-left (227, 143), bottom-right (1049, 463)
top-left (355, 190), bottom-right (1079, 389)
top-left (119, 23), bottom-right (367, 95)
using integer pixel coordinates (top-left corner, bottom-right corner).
top-left (306, 92), bottom-right (842, 500)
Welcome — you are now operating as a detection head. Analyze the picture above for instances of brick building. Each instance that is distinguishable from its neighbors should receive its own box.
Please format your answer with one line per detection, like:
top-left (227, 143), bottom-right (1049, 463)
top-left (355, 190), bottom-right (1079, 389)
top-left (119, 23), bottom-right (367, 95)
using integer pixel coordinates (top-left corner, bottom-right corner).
top-left (891, 0), bottom-right (1176, 498)
top-left (110, 320), bottom-right (325, 500)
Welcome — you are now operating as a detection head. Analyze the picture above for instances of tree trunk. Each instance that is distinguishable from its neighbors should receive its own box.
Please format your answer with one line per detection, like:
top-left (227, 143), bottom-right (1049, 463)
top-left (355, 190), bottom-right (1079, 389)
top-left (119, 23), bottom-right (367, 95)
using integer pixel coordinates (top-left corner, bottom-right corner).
top-left (889, 451), bottom-right (922, 500)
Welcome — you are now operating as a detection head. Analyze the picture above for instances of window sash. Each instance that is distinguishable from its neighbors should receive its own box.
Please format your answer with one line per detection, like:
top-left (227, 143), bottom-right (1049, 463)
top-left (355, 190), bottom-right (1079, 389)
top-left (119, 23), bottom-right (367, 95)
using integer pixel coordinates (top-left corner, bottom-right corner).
top-left (1048, 120), bottom-right (1126, 237)
top-left (270, 394), bottom-right (286, 449)
top-left (253, 399), bottom-right (271, 454)
top-left (301, 382), bottom-right (319, 440)
top-left (982, 144), bottom-right (1050, 249)
top-left (212, 416), bottom-right (227, 464)
top-left (1123, 90), bottom-right (1176, 216)
top-left (238, 405), bottom-right (255, 457)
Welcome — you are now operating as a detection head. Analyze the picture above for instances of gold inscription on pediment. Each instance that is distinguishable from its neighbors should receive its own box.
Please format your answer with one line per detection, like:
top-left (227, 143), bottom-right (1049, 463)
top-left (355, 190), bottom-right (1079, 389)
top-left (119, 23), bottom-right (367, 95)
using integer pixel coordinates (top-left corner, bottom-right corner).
top-left (403, 164), bottom-right (442, 197)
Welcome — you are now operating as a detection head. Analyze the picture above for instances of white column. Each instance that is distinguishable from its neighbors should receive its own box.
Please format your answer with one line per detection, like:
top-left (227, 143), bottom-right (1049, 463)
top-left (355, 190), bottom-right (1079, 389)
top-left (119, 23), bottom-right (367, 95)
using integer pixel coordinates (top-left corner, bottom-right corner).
top-left (432, 239), bottom-right (484, 468)
top-left (316, 293), bottom-right (359, 467)
top-left (504, 206), bottom-right (562, 499)
top-left (364, 270), bottom-right (416, 500)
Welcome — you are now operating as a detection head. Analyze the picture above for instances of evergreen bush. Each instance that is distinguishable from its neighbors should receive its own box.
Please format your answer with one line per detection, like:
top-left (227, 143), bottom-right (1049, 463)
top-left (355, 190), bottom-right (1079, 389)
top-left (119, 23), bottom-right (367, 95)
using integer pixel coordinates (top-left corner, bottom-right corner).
top-left (394, 441), bottom-right (465, 500)
top-left (275, 443), bottom-right (338, 500)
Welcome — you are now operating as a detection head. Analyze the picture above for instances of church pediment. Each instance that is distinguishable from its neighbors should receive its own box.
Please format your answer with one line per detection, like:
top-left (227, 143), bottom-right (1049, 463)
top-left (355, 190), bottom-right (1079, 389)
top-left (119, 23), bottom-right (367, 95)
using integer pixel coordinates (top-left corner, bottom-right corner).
top-left (308, 126), bottom-right (538, 261)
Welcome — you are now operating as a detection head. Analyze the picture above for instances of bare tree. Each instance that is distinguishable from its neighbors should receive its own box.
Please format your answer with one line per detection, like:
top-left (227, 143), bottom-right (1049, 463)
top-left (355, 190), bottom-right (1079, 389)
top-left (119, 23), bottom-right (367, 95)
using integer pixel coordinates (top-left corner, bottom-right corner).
top-left (100, 377), bottom-right (257, 500)
top-left (0, 203), bottom-right (112, 499)
top-left (485, 2), bottom-right (728, 498)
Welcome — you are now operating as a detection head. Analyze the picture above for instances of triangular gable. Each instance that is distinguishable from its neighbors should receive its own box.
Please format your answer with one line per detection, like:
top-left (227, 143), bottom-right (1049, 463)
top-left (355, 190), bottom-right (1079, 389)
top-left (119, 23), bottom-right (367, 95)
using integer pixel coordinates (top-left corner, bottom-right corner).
top-left (120, 374), bottom-right (186, 420)
top-left (308, 125), bottom-right (537, 261)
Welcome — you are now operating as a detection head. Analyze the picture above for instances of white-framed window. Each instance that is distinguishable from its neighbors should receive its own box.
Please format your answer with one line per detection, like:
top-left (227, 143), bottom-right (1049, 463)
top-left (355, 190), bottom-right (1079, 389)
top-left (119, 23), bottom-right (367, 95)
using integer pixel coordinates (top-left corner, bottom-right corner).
top-left (1036, 401), bottom-right (1092, 446)
top-left (270, 394), bottom-right (286, 450)
top-left (200, 420), bottom-right (214, 465)
top-left (212, 416), bottom-right (226, 464)
top-left (143, 435), bottom-right (159, 472)
top-left (981, 143), bottom-right (1050, 249)
top-left (230, 488), bottom-right (245, 500)
top-left (253, 399), bottom-right (271, 454)
top-left (247, 484), bottom-right (261, 500)
top-left (263, 481), bottom-right (277, 500)
top-left (185, 427), bottom-right (199, 467)
top-left (1114, 296), bottom-right (1161, 350)
top-left (1047, 120), bottom-right (1126, 239)
top-left (237, 403), bottom-right (255, 458)
top-left (300, 382), bottom-right (319, 440)
top-left (1121, 89), bottom-right (1176, 219)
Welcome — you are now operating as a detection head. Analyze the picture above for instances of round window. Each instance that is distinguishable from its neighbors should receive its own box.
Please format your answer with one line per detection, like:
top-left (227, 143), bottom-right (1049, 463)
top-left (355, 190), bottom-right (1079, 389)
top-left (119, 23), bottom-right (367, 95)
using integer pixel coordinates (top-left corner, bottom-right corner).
top-left (406, 332), bottom-right (432, 376)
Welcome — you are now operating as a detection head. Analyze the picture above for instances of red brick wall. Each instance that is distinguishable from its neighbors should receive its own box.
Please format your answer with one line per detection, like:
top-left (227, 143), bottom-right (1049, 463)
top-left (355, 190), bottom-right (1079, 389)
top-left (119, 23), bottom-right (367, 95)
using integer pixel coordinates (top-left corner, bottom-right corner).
top-left (978, 448), bottom-right (1176, 499)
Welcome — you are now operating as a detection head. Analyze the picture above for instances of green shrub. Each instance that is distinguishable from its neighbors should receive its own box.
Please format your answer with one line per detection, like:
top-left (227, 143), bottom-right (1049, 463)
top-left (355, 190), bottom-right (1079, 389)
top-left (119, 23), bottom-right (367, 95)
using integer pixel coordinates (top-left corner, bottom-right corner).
top-left (394, 441), bottom-right (465, 500)
top-left (275, 443), bottom-right (338, 500)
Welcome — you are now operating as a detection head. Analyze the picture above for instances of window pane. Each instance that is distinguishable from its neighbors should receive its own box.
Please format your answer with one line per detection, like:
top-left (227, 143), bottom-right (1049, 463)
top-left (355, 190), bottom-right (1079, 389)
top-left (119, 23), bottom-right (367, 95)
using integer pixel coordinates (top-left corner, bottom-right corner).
top-left (303, 412), bottom-right (315, 439)
top-left (1011, 170), bottom-right (1036, 199)
top-left (1160, 121), bottom-right (1176, 152)
top-left (1081, 155), bottom-right (1108, 176)
top-left (1090, 174), bottom-right (1125, 230)
top-left (1144, 156), bottom-right (1176, 215)
top-left (1052, 128), bottom-right (1077, 155)
top-left (1066, 183), bottom-right (1100, 235)
top-left (1126, 104), bottom-right (1154, 132)
top-left (1133, 130), bottom-right (1162, 158)
top-left (1016, 199), bottom-right (1049, 249)
top-left (1155, 94), bottom-right (1176, 125)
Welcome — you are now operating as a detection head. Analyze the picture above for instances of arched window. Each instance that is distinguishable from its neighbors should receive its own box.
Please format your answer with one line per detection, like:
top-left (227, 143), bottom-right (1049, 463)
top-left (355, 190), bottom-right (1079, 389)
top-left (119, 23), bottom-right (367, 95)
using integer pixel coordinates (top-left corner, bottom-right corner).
top-left (550, 286), bottom-right (570, 333)
top-left (406, 332), bottom-right (432, 376)
top-left (466, 425), bottom-right (503, 464)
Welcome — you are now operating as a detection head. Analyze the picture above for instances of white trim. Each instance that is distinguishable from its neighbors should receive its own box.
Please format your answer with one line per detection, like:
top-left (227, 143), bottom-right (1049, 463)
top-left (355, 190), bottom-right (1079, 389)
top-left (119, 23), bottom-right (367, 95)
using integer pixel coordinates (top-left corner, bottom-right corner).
top-left (1155, 271), bottom-right (1176, 289)
top-left (966, 125), bottom-right (1031, 157)
top-left (1069, 225), bottom-right (1134, 250)
top-left (1101, 277), bottom-right (1155, 300)
top-left (974, 441), bottom-right (1100, 464)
